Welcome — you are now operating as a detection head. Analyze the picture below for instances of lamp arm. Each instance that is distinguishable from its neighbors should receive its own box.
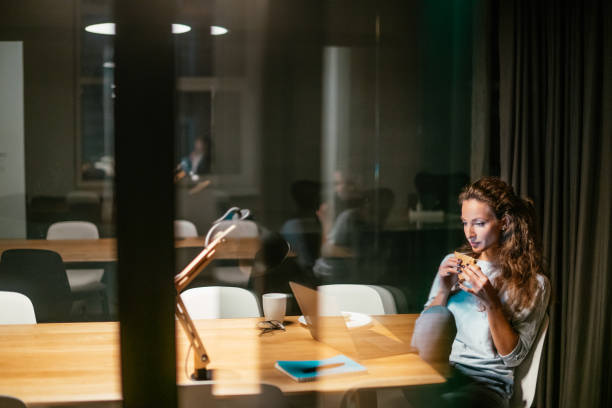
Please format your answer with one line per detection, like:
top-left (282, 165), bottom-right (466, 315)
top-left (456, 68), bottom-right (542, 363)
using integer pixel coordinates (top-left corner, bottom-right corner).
top-left (176, 295), bottom-right (211, 377)
top-left (174, 224), bottom-right (236, 380)
top-left (174, 224), bottom-right (236, 291)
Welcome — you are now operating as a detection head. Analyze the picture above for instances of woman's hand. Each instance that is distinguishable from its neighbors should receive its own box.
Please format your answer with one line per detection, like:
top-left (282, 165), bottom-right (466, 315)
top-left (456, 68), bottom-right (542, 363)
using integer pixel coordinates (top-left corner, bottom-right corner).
top-left (458, 264), bottom-right (502, 310)
top-left (437, 256), bottom-right (460, 294)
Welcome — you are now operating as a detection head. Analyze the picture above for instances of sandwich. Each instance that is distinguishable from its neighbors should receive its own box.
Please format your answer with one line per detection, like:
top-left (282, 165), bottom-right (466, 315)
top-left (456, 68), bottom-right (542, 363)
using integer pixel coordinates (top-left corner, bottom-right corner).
top-left (453, 251), bottom-right (478, 284)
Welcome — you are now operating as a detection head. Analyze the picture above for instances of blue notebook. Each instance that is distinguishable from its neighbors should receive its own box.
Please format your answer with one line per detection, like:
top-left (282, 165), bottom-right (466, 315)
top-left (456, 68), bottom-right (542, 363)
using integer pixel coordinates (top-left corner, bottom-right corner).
top-left (275, 354), bottom-right (366, 382)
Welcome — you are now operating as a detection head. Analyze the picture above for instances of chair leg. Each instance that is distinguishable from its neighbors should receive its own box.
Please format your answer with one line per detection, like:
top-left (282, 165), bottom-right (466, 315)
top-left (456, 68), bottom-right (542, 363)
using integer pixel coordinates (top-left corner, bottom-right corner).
top-left (341, 389), bottom-right (378, 408)
top-left (100, 290), bottom-right (110, 320)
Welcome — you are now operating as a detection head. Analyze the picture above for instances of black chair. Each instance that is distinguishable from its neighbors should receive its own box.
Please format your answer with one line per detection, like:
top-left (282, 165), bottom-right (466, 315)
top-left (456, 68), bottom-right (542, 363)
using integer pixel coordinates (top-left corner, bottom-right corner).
top-left (0, 249), bottom-right (72, 323)
top-left (178, 382), bottom-right (290, 408)
top-left (0, 395), bottom-right (27, 408)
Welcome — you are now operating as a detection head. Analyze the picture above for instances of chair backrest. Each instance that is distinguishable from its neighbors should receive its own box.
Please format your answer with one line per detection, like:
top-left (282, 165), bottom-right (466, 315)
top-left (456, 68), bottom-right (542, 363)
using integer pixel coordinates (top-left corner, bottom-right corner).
top-left (0, 395), bottom-right (27, 408)
top-left (318, 284), bottom-right (390, 315)
top-left (178, 382), bottom-right (289, 408)
top-left (47, 221), bottom-right (99, 240)
top-left (0, 291), bottom-right (36, 324)
top-left (366, 285), bottom-right (399, 314)
top-left (181, 286), bottom-right (261, 319)
top-left (0, 249), bottom-right (72, 322)
top-left (65, 191), bottom-right (102, 223)
top-left (66, 190), bottom-right (101, 205)
top-left (175, 219), bottom-right (198, 238)
top-left (510, 314), bottom-right (550, 408)
top-left (205, 220), bottom-right (259, 245)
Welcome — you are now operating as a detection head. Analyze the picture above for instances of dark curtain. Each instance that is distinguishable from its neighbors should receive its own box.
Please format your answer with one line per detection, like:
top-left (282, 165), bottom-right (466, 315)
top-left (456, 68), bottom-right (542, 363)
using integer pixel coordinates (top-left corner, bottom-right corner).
top-left (496, 0), bottom-right (612, 407)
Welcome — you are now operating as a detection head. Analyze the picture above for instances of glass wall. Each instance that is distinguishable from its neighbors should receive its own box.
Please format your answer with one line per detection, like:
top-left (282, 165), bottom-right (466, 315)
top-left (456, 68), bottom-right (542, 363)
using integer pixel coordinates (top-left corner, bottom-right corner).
top-left (0, 0), bottom-right (121, 404)
top-left (173, 0), bottom-right (476, 406)
top-left (0, 0), bottom-right (480, 406)
top-left (174, 0), bottom-right (473, 307)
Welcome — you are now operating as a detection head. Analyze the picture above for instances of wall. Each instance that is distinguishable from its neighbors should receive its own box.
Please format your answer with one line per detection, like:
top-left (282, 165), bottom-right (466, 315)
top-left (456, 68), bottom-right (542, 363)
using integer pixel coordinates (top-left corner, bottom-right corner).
top-left (0, 1), bottom-right (77, 199)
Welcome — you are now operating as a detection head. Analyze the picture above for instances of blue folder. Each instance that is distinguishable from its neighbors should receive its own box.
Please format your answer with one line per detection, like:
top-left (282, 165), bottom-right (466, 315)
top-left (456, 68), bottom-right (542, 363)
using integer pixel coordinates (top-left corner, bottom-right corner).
top-left (275, 354), bottom-right (366, 382)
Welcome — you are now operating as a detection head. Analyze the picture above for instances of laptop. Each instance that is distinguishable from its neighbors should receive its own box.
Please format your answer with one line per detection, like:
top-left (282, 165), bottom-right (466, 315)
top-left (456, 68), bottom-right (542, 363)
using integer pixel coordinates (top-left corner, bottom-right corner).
top-left (289, 281), bottom-right (357, 355)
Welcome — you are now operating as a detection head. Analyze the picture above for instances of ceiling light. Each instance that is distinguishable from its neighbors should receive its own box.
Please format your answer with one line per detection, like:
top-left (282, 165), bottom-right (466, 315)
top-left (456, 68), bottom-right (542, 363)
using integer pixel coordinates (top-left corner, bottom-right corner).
top-left (85, 23), bottom-right (192, 35)
top-left (85, 23), bottom-right (115, 35)
top-left (210, 26), bottom-right (229, 36)
top-left (172, 24), bottom-right (191, 34)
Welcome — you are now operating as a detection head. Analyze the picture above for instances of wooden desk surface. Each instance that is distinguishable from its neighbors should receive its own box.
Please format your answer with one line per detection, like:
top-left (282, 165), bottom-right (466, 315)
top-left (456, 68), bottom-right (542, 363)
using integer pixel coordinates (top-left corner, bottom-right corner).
top-left (0, 314), bottom-right (444, 406)
top-left (0, 237), bottom-right (260, 262)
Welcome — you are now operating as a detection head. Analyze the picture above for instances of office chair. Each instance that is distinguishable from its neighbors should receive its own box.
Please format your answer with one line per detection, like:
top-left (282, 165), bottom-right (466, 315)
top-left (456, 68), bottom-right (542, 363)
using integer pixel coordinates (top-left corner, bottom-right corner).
top-left (178, 382), bottom-right (289, 408)
top-left (510, 314), bottom-right (550, 408)
top-left (0, 395), bottom-right (27, 408)
top-left (0, 291), bottom-right (36, 324)
top-left (47, 221), bottom-right (109, 318)
top-left (318, 284), bottom-right (395, 315)
top-left (0, 249), bottom-right (72, 322)
top-left (180, 286), bottom-right (261, 319)
top-left (208, 218), bottom-right (259, 286)
top-left (175, 219), bottom-right (199, 238)
top-left (66, 190), bottom-right (102, 223)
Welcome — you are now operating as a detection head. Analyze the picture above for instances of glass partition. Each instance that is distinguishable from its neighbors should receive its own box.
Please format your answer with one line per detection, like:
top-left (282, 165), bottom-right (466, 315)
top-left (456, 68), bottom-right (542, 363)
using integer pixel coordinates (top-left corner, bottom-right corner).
top-left (173, 0), bottom-right (475, 407)
top-left (1, 0), bottom-right (479, 406)
top-left (0, 0), bottom-right (120, 404)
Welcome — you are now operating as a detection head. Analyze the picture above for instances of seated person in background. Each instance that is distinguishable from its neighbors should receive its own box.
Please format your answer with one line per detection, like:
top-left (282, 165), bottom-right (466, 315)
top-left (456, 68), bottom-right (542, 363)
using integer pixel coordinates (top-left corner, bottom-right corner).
top-left (408, 177), bottom-right (550, 408)
top-left (179, 136), bottom-right (210, 175)
top-left (314, 188), bottom-right (395, 283)
top-left (331, 169), bottom-right (364, 216)
top-left (248, 230), bottom-right (319, 316)
top-left (280, 180), bottom-right (323, 272)
top-left (315, 168), bottom-right (364, 251)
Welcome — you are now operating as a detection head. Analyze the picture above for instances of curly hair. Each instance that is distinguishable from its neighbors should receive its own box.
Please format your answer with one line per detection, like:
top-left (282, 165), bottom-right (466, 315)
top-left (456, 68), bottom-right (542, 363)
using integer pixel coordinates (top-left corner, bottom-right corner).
top-left (458, 177), bottom-right (544, 317)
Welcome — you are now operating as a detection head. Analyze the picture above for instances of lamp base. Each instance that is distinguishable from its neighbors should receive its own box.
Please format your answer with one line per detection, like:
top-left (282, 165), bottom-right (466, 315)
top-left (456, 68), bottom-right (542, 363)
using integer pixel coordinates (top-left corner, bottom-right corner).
top-left (191, 367), bottom-right (214, 381)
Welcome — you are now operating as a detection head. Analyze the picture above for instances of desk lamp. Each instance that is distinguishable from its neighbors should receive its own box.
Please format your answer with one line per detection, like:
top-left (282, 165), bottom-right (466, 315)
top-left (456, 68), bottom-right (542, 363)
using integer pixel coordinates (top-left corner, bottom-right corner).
top-left (174, 224), bottom-right (236, 380)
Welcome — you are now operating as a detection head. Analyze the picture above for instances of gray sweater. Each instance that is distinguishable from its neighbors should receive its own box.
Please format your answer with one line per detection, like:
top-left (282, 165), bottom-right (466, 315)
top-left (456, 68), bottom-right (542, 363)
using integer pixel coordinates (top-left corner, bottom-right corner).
top-left (425, 254), bottom-right (550, 398)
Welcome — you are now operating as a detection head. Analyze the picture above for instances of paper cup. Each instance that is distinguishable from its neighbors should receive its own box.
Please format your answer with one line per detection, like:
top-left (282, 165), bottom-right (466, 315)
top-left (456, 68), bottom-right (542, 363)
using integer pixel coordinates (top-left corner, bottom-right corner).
top-left (262, 293), bottom-right (287, 323)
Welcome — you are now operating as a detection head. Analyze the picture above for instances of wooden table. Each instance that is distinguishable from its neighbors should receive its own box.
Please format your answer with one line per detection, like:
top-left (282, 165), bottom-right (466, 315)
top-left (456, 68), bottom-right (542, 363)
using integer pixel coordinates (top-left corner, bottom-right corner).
top-left (0, 237), bottom-right (261, 262)
top-left (0, 314), bottom-right (444, 406)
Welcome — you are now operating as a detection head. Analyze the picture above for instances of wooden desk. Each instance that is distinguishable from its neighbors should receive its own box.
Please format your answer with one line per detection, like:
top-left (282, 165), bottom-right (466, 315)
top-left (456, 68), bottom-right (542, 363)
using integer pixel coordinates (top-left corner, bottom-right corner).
top-left (0, 315), bottom-right (444, 406)
top-left (0, 237), bottom-right (261, 262)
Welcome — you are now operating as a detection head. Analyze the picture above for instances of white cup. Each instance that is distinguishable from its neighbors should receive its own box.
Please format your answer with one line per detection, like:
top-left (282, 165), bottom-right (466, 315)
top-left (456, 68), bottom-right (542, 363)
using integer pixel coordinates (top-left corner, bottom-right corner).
top-left (262, 293), bottom-right (287, 323)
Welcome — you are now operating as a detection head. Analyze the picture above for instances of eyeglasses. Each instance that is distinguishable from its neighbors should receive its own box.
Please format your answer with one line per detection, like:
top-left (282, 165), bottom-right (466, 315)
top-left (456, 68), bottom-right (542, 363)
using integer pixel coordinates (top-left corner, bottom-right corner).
top-left (257, 320), bottom-right (286, 335)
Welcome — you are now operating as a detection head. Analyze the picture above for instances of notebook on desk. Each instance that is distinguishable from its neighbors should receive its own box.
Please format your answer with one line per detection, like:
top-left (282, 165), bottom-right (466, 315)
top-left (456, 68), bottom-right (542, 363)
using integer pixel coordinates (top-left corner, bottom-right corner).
top-left (275, 354), bottom-right (366, 382)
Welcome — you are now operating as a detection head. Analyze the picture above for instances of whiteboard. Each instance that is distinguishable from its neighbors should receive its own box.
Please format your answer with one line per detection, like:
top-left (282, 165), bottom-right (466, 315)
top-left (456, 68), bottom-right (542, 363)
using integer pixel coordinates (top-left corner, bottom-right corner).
top-left (0, 42), bottom-right (26, 238)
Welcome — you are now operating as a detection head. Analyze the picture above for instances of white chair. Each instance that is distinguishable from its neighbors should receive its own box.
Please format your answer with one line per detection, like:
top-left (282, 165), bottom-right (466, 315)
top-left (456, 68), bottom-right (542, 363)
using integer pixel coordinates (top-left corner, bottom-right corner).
top-left (0, 291), bottom-right (36, 324)
top-left (510, 314), bottom-right (550, 408)
top-left (175, 219), bottom-right (198, 238)
top-left (208, 219), bottom-right (260, 286)
top-left (0, 395), bottom-right (27, 408)
top-left (179, 382), bottom-right (289, 408)
top-left (47, 221), bottom-right (108, 316)
top-left (47, 221), bottom-right (99, 240)
top-left (367, 285), bottom-right (400, 314)
top-left (318, 284), bottom-right (396, 315)
top-left (180, 286), bottom-right (261, 319)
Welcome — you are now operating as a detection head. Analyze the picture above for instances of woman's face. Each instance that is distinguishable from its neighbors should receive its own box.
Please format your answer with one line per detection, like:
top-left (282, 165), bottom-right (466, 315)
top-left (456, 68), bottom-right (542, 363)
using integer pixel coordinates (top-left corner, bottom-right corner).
top-left (461, 199), bottom-right (504, 260)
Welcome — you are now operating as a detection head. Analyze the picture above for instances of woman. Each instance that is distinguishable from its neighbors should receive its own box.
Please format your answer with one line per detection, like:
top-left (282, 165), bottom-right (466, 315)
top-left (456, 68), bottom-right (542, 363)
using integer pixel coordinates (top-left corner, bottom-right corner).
top-left (408, 177), bottom-right (550, 408)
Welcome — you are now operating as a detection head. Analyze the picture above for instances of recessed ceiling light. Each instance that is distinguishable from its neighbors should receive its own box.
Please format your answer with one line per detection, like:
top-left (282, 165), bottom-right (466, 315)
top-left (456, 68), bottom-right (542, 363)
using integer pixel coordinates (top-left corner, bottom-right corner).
top-left (172, 24), bottom-right (191, 34)
top-left (85, 23), bottom-right (192, 35)
top-left (85, 23), bottom-right (115, 35)
top-left (103, 61), bottom-right (115, 68)
top-left (210, 25), bottom-right (229, 36)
